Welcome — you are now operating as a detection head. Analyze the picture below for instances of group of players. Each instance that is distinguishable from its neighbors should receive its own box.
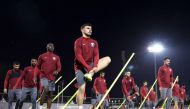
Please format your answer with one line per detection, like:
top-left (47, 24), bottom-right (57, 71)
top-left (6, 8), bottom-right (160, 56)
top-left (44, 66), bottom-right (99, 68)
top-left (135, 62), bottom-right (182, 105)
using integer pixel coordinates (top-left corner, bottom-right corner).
top-left (3, 23), bottom-right (187, 109)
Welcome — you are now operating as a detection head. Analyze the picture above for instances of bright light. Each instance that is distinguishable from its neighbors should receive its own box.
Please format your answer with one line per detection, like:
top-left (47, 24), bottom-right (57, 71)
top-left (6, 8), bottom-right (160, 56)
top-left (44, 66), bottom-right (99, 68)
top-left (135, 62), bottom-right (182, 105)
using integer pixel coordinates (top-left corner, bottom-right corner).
top-left (147, 43), bottom-right (164, 53)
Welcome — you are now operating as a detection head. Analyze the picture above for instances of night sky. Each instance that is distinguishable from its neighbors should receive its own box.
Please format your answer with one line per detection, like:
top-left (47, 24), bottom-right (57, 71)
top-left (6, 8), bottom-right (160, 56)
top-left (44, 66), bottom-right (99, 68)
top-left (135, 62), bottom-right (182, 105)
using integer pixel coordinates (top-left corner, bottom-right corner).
top-left (0, 0), bottom-right (190, 98)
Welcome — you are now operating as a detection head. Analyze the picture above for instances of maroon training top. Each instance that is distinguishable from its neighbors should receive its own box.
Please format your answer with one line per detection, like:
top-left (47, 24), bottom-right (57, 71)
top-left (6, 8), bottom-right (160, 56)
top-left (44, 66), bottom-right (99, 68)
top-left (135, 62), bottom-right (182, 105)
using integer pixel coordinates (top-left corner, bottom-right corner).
top-left (74, 36), bottom-right (99, 72)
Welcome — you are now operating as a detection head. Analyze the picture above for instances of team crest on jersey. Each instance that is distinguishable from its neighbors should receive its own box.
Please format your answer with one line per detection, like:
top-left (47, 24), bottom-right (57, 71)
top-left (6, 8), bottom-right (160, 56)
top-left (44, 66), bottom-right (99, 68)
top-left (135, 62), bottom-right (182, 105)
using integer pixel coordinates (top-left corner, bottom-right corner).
top-left (91, 42), bottom-right (95, 47)
top-left (53, 57), bottom-right (56, 60)
top-left (169, 68), bottom-right (172, 72)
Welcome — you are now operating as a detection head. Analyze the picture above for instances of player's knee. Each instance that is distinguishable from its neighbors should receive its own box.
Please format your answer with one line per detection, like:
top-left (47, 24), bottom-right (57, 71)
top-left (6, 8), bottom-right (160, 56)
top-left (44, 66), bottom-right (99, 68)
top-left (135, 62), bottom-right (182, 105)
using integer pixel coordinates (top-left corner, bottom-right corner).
top-left (105, 56), bottom-right (111, 63)
top-left (43, 87), bottom-right (49, 92)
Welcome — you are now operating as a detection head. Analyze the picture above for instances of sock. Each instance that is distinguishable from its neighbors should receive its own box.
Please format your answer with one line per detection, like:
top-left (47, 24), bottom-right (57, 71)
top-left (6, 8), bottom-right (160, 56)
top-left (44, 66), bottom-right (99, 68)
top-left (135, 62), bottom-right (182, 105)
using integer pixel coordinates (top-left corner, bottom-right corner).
top-left (78, 105), bottom-right (83, 109)
top-left (39, 105), bottom-right (43, 109)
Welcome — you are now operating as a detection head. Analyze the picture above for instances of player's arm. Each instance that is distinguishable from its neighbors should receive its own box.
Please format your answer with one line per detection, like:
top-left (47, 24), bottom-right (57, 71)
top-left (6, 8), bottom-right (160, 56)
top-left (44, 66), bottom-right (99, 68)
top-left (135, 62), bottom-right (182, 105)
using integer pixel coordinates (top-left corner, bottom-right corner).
top-left (93, 78), bottom-right (99, 94)
top-left (4, 70), bottom-right (11, 94)
top-left (74, 40), bottom-right (92, 72)
top-left (93, 41), bottom-right (99, 68)
top-left (54, 56), bottom-right (62, 75)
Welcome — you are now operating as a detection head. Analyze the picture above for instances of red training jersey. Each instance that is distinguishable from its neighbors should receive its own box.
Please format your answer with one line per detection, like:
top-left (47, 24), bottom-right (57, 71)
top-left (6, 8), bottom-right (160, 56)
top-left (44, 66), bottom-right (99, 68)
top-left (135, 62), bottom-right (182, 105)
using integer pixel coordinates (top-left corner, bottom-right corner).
top-left (122, 76), bottom-right (137, 97)
top-left (148, 90), bottom-right (157, 102)
top-left (172, 83), bottom-right (180, 97)
top-left (157, 65), bottom-right (173, 88)
top-left (140, 85), bottom-right (148, 100)
top-left (38, 51), bottom-right (61, 80)
top-left (4, 69), bottom-right (23, 89)
top-left (93, 76), bottom-right (108, 94)
top-left (74, 36), bottom-right (99, 72)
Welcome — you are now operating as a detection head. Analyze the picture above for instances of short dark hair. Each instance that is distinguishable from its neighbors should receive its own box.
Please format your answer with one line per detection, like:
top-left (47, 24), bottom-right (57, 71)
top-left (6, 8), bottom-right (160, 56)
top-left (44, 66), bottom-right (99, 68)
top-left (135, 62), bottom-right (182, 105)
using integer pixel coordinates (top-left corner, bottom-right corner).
top-left (81, 23), bottom-right (92, 29)
top-left (47, 43), bottom-right (54, 47)
top-left (164, 57), bottom-right (171, 60)
top-left (143, 81), bottom-right (147, 84)
top-left (13, 61), bottom-right (20, 65)
top-left (100, 71), bottom-right (105, 75)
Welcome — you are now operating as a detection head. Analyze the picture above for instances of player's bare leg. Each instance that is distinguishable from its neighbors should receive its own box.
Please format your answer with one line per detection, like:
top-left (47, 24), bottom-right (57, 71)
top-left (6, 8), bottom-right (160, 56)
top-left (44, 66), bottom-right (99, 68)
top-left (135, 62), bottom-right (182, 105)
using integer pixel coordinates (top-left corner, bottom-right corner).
top-left (76, 83), bottom-right (86, 109)
top-left (46, 92), bottom-right (53, 109)
top-left (84, 56), bottom-right (111, 81)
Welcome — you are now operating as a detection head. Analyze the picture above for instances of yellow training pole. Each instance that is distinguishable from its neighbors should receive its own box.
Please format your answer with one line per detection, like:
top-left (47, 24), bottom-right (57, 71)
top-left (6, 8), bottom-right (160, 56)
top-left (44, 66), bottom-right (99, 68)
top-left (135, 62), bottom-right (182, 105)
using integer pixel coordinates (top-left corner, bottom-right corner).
top-left (95, 53), bottom-right (135, 109)
top-left (161, 76), bottom-right (179, 108)
top-left (62, 90), bottom-right (79, 109)
top-left (55, 76), bottom-right (62, 84)
top-left (52, 77), bottom-right (76, 102)
top-left (138, 79), bottom-right (157, 109)
top-left (188, 104), bottom-right (190, 109)
top-left (36, 76), bottom-right (63, 103)
top-left (117, 99), bottom-right (126, 109)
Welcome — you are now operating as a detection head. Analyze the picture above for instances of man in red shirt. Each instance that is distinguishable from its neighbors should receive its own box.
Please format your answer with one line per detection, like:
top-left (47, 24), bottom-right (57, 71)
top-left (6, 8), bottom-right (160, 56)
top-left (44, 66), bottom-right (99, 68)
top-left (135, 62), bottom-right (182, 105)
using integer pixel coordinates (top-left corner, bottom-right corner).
top-left (74, 23), bottom-right (111, 109)
top-left (148, 88), bottom-right (157, 109)
top-left (140, 81), bottom-right (148, 108)
top-left (172, 77), bottom-right (180, 108)
top-left (179, 85), bottom-right (186, 109)
top-left (93, 72), bottom-right (109, 109)
top-left (15, 59), bottom-right (39, 109)
top-left (122, 71), bottom-right (139, 109)
top-left (157, 57), bottom-right (173, 109)
top-left (4, 61), bottom-right (22, 109)
top-left (38, 43), bottom-right (62, 109)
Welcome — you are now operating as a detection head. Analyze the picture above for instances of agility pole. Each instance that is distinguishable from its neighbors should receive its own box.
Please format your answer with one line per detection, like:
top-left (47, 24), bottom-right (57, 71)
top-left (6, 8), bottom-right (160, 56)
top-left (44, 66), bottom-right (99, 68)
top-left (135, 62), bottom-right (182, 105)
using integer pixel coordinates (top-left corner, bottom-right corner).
top-left (62, 90), bottom-right (79, 109)
top-left (52, 77), bottom-right (77, 102)
top-left (95, 53), bottom-right (135, 109)
top-left (188, 104), bottom-right (190, 109)
top-left (161, 76), bottom-right (179, 108)
top-left (36, 76), bottom-right (63, 103)
top-left (138, 79), bottom-right (157, 109)
top-left (117, 99), bottom-right (126, 109)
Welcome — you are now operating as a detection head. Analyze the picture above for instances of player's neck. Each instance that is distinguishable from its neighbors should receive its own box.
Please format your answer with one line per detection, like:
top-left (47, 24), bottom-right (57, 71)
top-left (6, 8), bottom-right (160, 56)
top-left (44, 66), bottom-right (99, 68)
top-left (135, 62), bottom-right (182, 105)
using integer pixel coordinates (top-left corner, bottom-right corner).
top-left (164, 64), bottom-right (169, 67)
top-left (47, 50), bottom-right (53, 53)
top-left (82, 35), bottom-right (91, 38)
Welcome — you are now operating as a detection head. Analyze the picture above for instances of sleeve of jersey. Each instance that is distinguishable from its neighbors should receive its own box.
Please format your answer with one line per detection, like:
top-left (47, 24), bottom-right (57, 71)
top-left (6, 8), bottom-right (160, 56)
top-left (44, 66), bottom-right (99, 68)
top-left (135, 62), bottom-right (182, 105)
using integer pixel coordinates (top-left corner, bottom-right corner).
top-left (56, 57), bottom-right (62, 73)
top-left (93, 41), bottom-right (99, 67)
top-left (4, 70), bottom-right (10, 89)
top-left (37, 55), bottom-right (42, 69)
top-left (170, 69), bottom-right (174, 82)
top-left (34, 67), bottom-right (39, 78)
top-left (93, 78), bottom-right (98, 93)
top-left (74, 40), bottom-right (92, 71)
top-left (157, 67), bottom-right (162, 88)
top-left (132, 78), bottom-right (137, 92)
top-left (13, 70), bottom-right (24, 89)
top-left (122, 79), bottom-right (129, 97)
top-left (140, 87), bottom-right (144, 97)
top-left (105, 81), bottom-right (108, 92)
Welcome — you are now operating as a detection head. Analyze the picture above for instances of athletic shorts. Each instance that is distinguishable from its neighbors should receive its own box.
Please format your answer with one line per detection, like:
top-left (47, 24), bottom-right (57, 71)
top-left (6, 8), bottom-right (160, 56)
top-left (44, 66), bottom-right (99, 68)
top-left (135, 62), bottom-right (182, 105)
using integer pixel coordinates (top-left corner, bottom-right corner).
top-left (75, 63), bottom-right (93, 86)
top-left (40, 78), bottom-right (55, 91)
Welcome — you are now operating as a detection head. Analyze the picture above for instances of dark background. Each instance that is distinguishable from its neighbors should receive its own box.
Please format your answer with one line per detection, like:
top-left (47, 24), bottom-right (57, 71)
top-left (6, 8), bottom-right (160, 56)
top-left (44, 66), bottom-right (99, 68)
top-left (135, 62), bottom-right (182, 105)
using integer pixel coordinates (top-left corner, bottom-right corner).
top-left (0, 0), bottom-right (190, 98)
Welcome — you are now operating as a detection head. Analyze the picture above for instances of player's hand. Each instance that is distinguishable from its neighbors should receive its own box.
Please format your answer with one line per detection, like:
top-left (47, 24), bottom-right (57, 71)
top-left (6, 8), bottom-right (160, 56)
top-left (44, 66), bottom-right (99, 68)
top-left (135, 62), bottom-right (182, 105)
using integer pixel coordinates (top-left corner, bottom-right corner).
top-left (4, 89), bottom-right (7, 94)
top-left (33, 77), bottom-right (37, 84)
top-left (53, 71), bottom-right (58, 75)
top-left (159, 87), bottom-right (162, 90)
top-left (96, 91), bottom-right (99, 96)
top-left (89, 69), bottom-right (95, 74)
top-left (83, 97), bottom-right (86, 100)
top-left (92, 67), bottom-right (98, 73)
top-left (127, 96), bottom-right (131, 101)
top-left (135, 92), bottom-right (139, 96)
